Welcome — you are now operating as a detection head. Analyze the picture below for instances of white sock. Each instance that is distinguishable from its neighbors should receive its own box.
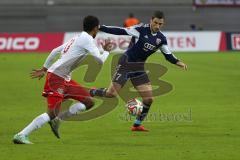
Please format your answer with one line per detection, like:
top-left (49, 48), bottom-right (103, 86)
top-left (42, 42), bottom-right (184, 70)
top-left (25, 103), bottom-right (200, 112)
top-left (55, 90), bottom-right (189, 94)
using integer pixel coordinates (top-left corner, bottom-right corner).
top-left (19, 113), bottom-right (50, 136)
top-left (69, 102), bottom-right (86, 114)
top-left (58, 102), bottom-right (86, 120)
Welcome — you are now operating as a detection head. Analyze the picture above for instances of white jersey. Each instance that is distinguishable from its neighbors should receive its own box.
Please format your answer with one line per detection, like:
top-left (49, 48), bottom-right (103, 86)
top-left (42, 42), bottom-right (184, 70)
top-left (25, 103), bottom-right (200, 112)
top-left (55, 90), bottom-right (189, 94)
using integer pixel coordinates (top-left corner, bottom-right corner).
top-left (43, 31), bottom-right (109, 81)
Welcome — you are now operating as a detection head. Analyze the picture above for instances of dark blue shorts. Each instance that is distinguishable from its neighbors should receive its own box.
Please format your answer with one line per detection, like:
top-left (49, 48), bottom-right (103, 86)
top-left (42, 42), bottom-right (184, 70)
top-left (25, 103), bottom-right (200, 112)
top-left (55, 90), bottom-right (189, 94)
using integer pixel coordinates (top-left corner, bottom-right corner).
top-left (112, 54), bottom-right (150, 86)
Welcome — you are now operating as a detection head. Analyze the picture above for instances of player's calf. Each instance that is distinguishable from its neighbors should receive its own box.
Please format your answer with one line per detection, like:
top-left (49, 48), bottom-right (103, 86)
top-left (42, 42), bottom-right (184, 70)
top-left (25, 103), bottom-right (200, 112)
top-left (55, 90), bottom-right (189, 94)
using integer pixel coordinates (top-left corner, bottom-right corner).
top-left (133, 97), bottom-right (153, 128)
top-left (13, 112), bottom-right (51, 144)
top-left (49, 101), bottom-right (88, 139)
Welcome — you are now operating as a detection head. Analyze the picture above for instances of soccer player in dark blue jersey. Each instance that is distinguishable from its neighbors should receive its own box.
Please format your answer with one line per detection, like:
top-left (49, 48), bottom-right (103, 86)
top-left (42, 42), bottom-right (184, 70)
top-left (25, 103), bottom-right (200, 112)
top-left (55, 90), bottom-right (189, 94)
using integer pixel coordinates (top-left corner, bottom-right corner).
top-left (90, 11), bottom-right (187, 131)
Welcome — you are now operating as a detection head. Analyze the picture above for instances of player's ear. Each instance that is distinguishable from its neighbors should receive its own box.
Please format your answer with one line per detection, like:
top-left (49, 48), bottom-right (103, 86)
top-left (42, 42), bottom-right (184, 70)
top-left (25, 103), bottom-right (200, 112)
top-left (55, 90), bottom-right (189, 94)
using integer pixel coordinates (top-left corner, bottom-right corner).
top-left (94, 26), bottom-right (99, 33)
top-left (150, 18), bottom-right (153, 24)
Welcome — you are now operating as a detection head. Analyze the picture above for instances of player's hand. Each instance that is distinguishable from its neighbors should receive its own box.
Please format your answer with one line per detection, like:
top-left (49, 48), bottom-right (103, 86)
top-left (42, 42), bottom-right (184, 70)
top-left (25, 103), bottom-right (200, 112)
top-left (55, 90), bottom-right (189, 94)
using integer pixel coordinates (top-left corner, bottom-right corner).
top-left (176, 61), bottom-right (187, 70)
top-left (30, 67), bottom-right (47, 80)
top-left (102, 39), bottom-right (113, 52)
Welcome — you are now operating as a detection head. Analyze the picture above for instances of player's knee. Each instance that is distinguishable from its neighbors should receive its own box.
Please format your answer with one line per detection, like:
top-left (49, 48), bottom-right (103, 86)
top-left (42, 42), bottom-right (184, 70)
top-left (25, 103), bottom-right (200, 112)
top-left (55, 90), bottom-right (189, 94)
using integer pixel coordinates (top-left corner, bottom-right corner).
top-left (47, 110), bottom-right (57, 120)
top-left (86, 101), bottom-right (94, 110)
top-left (83, 97), bottom-right (95, 110)
top-left (47, 96), bottom-right (62, 119)
top-left (142, 97), bottom-right (154, 106)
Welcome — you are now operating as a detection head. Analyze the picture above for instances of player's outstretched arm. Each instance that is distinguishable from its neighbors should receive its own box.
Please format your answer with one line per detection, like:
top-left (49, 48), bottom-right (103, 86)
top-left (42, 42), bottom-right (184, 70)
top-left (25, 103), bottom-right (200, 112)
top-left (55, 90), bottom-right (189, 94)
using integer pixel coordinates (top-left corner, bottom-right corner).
top-left (159, 45), bottom-right (187, 70)
top-left (102, 39), bottom-right (113, 52)
top-left (100, 25), bottom-right (129, 35)
top-left (176, 61), bottom-right (187, 70)
top-left (43, 44), bottom-right (65, 69)
top-left (85, 39), bottom-right (113, 65)
top-left (100, 25), bottom-right (140, 37)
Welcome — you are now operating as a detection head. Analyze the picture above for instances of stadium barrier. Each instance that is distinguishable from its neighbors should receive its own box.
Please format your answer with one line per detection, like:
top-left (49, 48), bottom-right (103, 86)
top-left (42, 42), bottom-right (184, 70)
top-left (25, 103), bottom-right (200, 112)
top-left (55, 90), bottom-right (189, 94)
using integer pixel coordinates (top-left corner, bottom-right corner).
top-left (0, 33), bottom-right (64, 53)
top-left (93, 31), bottom-right (226, 52)
top-left (0, 31), bottom-right (237, 53)
top-left (226, 32), bottom-right (240, 51)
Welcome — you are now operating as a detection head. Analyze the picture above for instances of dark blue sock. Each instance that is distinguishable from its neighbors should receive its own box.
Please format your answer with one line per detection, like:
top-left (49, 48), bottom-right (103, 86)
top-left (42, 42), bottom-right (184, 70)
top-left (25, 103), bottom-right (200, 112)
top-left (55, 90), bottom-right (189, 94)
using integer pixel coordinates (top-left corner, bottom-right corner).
top-left (90, 88), bottom-right (107, 97)
top-left (133, 103), bottom-right (151, 127)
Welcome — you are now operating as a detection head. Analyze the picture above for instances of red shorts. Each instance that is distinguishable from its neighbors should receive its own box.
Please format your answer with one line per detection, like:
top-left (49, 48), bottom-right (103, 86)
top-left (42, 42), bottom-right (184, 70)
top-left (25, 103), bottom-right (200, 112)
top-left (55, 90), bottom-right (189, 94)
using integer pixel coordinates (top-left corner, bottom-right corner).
top-left (42, 72), bottom-right (90, 109)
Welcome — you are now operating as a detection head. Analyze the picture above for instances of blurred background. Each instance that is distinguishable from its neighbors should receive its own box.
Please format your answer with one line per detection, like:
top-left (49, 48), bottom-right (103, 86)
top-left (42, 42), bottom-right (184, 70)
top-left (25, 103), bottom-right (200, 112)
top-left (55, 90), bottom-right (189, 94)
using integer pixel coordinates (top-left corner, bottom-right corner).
top-left (0, 1), bottom-right (240, 159)
top-left (1, 0), bottom-right (240, 52)
top-left (0, 0), bottom-right (240, 32)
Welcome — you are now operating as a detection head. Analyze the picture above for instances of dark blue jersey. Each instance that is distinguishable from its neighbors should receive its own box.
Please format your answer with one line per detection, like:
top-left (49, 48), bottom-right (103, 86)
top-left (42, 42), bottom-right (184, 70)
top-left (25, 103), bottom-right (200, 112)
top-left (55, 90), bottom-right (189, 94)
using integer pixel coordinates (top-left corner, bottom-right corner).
top-left (100, 24), bottom-right (179, 63)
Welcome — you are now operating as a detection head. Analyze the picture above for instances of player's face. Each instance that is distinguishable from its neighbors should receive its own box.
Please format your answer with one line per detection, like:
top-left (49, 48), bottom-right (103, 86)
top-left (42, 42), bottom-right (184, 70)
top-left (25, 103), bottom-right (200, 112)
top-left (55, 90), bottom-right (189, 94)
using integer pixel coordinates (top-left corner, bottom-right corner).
top-left (150, 18), bottom-right (164, 33)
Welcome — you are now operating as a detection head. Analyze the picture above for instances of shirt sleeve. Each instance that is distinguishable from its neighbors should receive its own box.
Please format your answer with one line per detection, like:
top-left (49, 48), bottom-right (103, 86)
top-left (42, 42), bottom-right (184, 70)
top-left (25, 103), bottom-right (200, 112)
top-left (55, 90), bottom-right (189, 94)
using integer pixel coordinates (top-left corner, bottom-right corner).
top-left (83, 38), bottom-right (109, 65)
top-left (159, 45), bottom-right (179, 64)
top-left (100, 25), bottom-right (140, 38)
top-left (43, 44), bottom-right (65, 69)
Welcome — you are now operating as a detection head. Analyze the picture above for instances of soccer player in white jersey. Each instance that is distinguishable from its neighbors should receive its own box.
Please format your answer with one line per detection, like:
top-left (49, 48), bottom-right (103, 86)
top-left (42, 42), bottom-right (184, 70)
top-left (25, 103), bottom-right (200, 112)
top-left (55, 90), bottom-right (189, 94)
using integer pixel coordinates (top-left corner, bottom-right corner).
top-left (13, 16), bottom-right (112, 144)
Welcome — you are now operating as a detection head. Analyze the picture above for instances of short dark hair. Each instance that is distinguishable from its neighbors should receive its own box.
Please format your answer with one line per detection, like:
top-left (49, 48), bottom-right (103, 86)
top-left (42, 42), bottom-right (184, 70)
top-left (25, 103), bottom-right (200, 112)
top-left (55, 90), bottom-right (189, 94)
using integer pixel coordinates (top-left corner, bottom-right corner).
top-left (152, 11), bottom-right (164, 19)
top-left (83, 15), bottom-right (99, 32)
top-left (129, 13), bottom-right (134, 18)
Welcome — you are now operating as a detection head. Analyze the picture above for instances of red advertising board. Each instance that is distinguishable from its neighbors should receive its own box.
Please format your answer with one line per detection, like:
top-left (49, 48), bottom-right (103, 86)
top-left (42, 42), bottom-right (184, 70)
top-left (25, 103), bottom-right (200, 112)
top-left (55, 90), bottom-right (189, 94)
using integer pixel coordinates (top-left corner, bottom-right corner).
top-left (0, 33), bottom-right (64, 53)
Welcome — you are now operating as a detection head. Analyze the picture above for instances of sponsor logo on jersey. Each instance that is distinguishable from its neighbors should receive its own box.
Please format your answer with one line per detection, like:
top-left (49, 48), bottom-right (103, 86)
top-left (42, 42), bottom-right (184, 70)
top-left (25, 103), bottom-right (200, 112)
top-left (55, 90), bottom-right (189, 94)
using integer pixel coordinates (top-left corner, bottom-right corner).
top-left (144, 43), bottom-right (156, 50)
top-left (156, 38), bottom-right (161, 45)
top-left (0, 37), bottom-right (40, 50)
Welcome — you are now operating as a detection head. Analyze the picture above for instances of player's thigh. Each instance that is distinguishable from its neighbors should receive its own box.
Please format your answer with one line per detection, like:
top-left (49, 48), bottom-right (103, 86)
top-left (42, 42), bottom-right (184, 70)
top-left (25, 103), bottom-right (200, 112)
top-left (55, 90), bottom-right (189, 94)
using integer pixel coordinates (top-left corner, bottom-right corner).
top-left (46, 95), bottom-right (63, 119)
top-left (65, 80), bottom-right (94, 108)
top-left (112, 67), bottom-right (128, 88)
top-left (131, 72), bottom-right (152, 98)
top-left (66, 80), bottom-right (90, 97)
top-left (112, 55), bottom-right (129, 89)
top-left (109, 66), bottom-right (127, 96)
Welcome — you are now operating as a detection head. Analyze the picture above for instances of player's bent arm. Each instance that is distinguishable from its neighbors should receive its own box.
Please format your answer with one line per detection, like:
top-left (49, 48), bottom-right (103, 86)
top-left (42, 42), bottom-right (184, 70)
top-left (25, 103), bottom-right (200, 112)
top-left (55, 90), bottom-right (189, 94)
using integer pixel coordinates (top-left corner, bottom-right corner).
top-left (43, 44), bottom-right (65, 69)
top-left (160, 45), bottom-right (187, 70)
top-left (90, 47), bottom-right (109, 65)
top-left (100, 25), bottom-right (140, 37)
top-left (159, 45), bottom-right (179, 64)
top-left (84, 40), bottom-right (109, 65)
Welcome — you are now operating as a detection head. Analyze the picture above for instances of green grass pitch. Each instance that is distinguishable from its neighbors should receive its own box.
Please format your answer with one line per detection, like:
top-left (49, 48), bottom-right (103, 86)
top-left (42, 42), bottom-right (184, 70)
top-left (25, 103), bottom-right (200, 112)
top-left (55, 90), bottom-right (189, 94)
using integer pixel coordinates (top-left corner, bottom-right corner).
top-left (0, 52), bottom-right (239, 160)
